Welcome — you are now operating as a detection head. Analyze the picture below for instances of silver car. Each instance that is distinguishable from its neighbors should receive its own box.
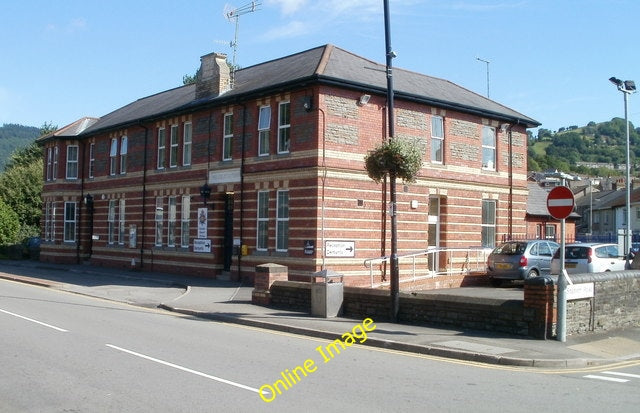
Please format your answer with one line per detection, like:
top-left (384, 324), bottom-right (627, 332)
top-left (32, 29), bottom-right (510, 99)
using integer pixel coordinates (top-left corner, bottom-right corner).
top-left (550, 243), bottom-right (627, 274)
top-left (487, 240), bottom-right (560, 286)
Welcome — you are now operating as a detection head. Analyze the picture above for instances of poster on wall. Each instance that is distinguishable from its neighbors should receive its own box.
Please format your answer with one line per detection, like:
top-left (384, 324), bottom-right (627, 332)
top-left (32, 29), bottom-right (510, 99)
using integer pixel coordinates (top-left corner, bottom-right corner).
top-left (197, 207), bottom-right (208, 238)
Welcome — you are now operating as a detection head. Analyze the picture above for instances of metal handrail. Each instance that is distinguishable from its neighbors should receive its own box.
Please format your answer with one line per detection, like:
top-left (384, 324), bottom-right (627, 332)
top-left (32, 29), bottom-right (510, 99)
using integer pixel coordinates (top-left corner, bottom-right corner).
top-left (363, 247), bottom-right (491, 288)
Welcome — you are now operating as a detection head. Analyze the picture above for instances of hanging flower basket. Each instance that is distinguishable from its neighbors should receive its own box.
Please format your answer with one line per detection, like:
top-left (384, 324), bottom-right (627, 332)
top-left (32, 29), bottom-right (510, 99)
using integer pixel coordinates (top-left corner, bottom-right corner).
top-left (364, 138), bottom-right (423, 183)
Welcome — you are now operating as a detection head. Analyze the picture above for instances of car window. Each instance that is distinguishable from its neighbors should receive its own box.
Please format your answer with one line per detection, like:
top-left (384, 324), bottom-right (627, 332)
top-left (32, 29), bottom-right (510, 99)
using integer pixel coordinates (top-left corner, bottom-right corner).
top-left (494, 242), bottom-right (526, 255)
top-left (606, 245), bottom-right (620, 258)
top-left (594, 246), bottom-right (609, 258)
top-left (530, 243), bottom-right (539, 255)
top-left (539, 242), bottom-right (551, 256)
top-left (566, 246), bottom-right (587, 259)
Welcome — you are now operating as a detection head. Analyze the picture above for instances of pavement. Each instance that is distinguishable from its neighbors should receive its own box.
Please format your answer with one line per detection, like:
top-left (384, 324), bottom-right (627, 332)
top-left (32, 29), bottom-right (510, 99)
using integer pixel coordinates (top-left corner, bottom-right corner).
top-left (1, 259), bottom-right (640, 369)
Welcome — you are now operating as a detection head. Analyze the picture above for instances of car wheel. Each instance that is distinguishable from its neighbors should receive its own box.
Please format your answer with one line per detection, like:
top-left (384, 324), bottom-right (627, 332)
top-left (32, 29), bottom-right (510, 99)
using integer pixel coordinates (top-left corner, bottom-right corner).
top-left (525, 269), bottom-right (539, 279)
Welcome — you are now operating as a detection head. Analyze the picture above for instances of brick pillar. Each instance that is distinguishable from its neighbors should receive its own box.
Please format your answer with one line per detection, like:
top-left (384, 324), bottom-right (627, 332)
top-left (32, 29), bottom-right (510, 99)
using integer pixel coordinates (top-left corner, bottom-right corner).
top-left (252, 263), bottom-right (288, 306)
top-left (524, 276), bottom-right (557, 339)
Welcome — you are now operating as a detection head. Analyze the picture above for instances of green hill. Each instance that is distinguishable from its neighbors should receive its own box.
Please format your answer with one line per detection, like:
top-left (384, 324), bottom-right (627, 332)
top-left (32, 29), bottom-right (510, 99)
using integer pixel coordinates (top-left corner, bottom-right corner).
top-left (529, 118), bottom-right (639, 175)
top-left (0, 124), bottom-right (41, 171)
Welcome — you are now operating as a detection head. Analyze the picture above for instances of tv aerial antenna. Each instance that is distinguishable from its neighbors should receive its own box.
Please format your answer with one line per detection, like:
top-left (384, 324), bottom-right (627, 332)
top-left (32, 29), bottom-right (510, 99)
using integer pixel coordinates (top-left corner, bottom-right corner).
top-left (223, 1), bottom-right (261, 87)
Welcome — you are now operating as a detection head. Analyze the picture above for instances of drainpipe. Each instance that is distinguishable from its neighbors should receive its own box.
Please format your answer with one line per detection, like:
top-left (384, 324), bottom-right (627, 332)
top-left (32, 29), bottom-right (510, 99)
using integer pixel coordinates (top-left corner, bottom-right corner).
top-left (139, 123), bottom-right (149, 268)
top-left (239, 103), bottom-right (247, 278)
top-left (77, 139), bottom-right (86, 264)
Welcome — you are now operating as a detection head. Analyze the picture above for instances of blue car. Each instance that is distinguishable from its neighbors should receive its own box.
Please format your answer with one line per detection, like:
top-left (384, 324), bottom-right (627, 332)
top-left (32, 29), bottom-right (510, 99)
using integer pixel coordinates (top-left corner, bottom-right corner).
top-left (487, 240), bottom-right (560, 286)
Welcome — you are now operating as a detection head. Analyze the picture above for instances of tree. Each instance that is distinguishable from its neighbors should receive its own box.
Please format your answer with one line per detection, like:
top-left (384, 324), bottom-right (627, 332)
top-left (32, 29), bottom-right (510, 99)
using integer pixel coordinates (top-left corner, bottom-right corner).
top-left (0, 198), bottom-right (20, 245)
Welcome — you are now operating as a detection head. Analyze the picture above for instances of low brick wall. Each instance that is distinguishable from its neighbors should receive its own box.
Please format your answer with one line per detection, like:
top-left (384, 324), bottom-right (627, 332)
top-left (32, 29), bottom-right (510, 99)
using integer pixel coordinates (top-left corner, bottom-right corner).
top-left (269, 282), bottom-right (529, 336)
top-left (264, 270), bottom-right (640, 339)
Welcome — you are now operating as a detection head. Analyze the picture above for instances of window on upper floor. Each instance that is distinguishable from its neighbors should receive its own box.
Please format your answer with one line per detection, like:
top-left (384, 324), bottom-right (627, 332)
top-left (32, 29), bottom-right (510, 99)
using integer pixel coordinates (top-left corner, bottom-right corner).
top-left (258, 106), bottom-right (271, 156)
top-left (278, 102), bottom-right (290, 154)
top-left (46, 147), bottom-right (53, 181)
top-left (157, 128), bottom-right (166, 169)
top-left (66, 145), bottom-right (78, 179)
top-left (223, 113), bottom-right (233, 161)
top-left (482, 126), bottom-right (496, 170)
top-left (170, 125), bottom-right (179, 168)
top-left (120, 136), bottom-right (128, 174)
top-left (53, 146), bottom-right (59, 181)
top-left (431, 116), bottom-right (444, 164)
top-left (183, 122), bottom-right (192, 166)
top-left (89, 143), bottom-right (95, 178)
top-left (110, 138), bottom-right (118, 175)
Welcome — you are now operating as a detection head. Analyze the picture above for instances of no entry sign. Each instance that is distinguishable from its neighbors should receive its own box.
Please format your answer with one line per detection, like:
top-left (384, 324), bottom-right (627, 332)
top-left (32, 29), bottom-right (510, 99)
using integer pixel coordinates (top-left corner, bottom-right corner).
top-left (547, 186), bottom-right (575, 220)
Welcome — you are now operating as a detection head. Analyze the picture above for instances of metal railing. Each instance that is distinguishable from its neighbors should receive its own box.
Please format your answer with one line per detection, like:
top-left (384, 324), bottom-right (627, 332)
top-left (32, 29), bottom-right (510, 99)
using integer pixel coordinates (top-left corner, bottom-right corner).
top-left (363, 247), bottom-right (491, 288)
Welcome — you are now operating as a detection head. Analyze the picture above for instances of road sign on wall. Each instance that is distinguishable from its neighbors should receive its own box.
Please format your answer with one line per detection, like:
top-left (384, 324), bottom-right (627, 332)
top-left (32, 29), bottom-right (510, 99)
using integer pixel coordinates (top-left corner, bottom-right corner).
top-left (547, 186), bottom-right (575, 220)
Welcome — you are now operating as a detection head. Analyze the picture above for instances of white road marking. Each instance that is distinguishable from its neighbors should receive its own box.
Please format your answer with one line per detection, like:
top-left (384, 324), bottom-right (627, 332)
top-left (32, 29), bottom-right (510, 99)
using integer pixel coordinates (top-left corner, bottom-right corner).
top-left (583, 374), bottom-right (629, 383)
top-left (602, 371), bottom-right (640, 379)
top-left (106, 344), bottom-right (264, 394)
top-left (0, 307), bottom-right (68, 332)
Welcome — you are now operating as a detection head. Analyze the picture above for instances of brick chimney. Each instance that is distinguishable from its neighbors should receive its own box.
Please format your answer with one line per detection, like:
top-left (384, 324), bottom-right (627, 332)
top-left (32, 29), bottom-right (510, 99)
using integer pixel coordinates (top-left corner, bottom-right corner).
top-left (196, 52), bottom-right (230, 99)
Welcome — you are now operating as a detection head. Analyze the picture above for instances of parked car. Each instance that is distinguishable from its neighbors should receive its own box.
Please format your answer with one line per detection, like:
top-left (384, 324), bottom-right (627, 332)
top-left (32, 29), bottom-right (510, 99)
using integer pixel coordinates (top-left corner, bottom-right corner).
top-left (22, 236), bottom-right (41, 260)
top-left (550, 243), bottom-right (627, 275)
top-left (487, 240), bottom-right (560, 286)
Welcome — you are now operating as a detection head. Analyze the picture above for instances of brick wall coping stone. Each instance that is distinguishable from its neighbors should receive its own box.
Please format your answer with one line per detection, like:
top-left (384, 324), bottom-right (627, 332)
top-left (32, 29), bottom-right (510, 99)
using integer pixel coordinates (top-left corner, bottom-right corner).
top-left (565, 270), bottom-right (640, 284)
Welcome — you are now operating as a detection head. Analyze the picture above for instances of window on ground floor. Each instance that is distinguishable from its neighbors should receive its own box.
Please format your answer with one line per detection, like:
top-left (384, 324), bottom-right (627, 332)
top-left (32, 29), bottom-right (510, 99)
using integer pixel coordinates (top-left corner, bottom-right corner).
top-left (276, 190), bottom-right (289, 251)
top-left (481, 199), bottom-right (496, 248)
top-left (64, 202), bottom-right (76, 242)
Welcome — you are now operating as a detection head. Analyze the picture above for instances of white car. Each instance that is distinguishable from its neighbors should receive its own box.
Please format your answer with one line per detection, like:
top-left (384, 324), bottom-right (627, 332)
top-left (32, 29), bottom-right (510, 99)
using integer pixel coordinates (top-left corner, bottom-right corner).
top-left (550, 243), bottom-right (627, 274)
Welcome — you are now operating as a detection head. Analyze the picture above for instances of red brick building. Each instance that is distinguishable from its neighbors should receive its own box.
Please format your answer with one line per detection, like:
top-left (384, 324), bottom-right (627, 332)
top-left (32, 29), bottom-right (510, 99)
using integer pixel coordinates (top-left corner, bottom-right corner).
top-left (38, 45), bottom-right (539, 285)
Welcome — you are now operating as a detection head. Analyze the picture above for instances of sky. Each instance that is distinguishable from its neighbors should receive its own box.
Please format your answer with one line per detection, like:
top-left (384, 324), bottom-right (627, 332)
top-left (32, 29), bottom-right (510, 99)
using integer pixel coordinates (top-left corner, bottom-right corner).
top-left (1, 0), bottom-right (639, 134)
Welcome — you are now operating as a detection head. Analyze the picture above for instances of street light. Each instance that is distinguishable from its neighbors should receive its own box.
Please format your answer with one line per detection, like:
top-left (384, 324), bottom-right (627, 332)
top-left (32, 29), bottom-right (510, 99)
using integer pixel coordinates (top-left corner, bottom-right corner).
top-left (476, 57), bottom-right (490, 98)
top-left (609, 77), bottom-right (636, 258)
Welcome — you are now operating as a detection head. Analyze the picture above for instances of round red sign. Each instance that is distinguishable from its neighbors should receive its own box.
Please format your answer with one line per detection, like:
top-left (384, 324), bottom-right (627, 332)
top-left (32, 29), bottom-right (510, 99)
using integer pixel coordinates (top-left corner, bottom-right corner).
top-left (546, 186), bottom-right (575, 220)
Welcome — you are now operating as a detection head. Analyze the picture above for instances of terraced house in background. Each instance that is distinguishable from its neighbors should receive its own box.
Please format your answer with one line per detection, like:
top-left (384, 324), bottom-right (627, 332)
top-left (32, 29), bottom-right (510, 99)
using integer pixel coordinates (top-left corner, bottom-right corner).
top-left (37, 44), bottom-right (539, 286)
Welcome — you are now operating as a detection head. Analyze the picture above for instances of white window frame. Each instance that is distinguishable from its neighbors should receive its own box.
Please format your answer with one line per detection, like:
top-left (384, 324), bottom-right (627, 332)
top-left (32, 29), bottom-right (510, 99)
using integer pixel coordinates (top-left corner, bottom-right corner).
top-left (431, 116), bottom-right (444, 164)
top-left (258, 106), bottom-right (271, 156)
top-left (276, 189), bottom-right (289, 252)
top-left (46, 147), bottom-right (53, 181)
top-left (66, 145), bottom-right (79, 179)
top-left (181, 195), bottom-right (190, 248)
top-left (277, 101), bottom-right (290, 154)
top-left (257, 190), bottom-right (269, 251)
top-left (63, 201), bottom-right (76, 242)
top-left (118, 198), bottom-right (126, 245)
top-left (120, 136), bottom-right (128, 174)
top-left (168, 196), bottom-right (177, 247)
top-left (108, 199), bottom-right (117, 244)
top-left (53, 146), bottom-right (59, 181)
top-left (110, 138), bottom-right (118, 176)
top-left (155, 197), bottom-right (164, 246)
top-left (170, 125), bottom-right (179, 168)
top-left (157, 127), bottom-right (166, 169)
top-left (482, 126), bottom-right (496, 170)
top-left (89, 143), bottom-right (95, 178)
top-left (223, 113), bottom-right (233, 161)
top-left (183, 122), bottom-right (192, 166)
top-left (481, 199), bottom-right (496, 248)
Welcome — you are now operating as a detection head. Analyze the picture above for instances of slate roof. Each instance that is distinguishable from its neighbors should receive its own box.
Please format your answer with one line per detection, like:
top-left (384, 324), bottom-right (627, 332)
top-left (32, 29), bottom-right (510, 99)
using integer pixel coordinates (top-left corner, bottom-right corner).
top-left (37, 117), bottom-right (99, 143)
top-left (527, 182), bottom-right (580, 219)
top-left (83, 44), bottom-right (539, 136)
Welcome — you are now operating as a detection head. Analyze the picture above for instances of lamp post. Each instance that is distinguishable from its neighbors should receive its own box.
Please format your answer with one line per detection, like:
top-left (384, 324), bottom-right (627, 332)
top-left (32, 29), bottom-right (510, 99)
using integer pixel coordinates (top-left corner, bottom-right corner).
top-left (476, 57), bottom-right (490, 98)
top-left (609, 77), bottom-right (636, 257)
top-left (383, 0), bottom-right (399, 322)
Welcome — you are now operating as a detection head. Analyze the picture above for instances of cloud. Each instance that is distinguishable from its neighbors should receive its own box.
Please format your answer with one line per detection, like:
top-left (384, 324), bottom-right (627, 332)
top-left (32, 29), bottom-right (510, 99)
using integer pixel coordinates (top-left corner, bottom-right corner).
top-left (266, 0), bottom-right (309, 15)
top-left (44, 17), bottom-right (87, 34)
top-left (263, 20), bottom-right (308, 41)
